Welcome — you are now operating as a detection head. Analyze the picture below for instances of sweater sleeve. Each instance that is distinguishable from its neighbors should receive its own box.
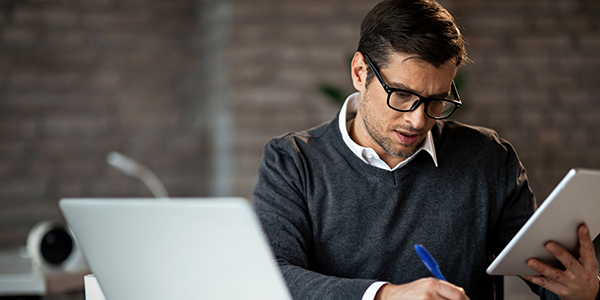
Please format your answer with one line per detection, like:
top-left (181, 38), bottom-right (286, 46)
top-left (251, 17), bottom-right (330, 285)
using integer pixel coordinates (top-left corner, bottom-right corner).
top-left (488, 138), bottom-right (537, 255)
top-left (252, 138), bottom-right (375, 300)
top-left (489, 138), bottom-right (561, 299)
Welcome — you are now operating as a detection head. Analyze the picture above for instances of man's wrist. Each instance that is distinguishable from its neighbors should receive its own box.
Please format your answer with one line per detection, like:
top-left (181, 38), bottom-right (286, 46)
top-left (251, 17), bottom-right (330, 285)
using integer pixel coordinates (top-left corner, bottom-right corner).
top-left (373, 283), bottom-right (407, 300)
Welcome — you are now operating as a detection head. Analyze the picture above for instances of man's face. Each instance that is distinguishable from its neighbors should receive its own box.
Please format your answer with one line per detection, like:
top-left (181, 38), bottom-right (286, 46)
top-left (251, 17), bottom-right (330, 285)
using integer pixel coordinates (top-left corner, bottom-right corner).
top-left (350, 51), bottom-right (458, 162)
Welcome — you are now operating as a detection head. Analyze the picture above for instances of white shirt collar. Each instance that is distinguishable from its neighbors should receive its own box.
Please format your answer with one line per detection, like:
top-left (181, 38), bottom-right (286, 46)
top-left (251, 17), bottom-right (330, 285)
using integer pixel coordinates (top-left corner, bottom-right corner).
top-left (338, 92), bottom-right (438, 171)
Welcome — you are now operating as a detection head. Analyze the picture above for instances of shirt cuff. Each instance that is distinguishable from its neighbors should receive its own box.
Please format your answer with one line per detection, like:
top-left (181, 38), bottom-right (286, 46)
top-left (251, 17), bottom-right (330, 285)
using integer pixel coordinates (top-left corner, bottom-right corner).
top-left (362, 281), bottom-right (389, 300)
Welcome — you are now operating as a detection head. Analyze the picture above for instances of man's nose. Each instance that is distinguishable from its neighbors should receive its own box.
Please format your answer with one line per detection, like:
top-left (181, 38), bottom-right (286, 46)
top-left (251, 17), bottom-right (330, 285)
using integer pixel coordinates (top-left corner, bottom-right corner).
top-left (405, 102), bottom-right (429, 129)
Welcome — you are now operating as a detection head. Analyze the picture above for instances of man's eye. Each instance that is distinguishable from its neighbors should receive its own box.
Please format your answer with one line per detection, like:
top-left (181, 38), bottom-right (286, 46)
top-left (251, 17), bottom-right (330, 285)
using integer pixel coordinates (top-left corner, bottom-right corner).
top-left (393, 91), bottom-right (414, 101)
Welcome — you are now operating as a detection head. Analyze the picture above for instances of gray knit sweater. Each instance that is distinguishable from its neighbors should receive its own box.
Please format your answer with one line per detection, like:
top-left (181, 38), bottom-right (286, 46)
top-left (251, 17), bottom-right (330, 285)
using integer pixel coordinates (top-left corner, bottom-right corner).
top-left (253, 115), bottom-right (558, 299)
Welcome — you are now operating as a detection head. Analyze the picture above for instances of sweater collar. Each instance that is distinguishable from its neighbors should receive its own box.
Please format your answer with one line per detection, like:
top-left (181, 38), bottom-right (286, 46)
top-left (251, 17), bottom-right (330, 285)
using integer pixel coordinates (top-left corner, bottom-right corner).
top-left (338, 92), bottom-right (438, 171)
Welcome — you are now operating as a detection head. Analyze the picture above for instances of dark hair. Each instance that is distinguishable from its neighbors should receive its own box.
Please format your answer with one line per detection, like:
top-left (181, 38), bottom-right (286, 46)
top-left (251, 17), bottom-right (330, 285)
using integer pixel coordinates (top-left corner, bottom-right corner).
top-left (357, 0), bottom-right (468, 82)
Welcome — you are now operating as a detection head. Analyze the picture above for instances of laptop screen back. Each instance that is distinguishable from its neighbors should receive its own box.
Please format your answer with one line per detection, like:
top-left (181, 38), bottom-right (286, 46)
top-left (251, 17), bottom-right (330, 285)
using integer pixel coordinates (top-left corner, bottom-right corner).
top-left (59, 198), bottom-right (291, 300)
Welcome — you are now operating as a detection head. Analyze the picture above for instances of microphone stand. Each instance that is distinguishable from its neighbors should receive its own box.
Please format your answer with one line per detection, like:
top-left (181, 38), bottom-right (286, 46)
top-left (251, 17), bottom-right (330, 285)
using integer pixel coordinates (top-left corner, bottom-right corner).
top-left (105, 151), bottom-right (169, 200)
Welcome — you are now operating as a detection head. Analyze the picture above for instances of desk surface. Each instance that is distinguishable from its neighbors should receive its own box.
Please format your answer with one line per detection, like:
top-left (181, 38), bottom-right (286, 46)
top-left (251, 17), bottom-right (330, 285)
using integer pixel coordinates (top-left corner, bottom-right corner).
top-left (0, 248), bottom-right (87, 298)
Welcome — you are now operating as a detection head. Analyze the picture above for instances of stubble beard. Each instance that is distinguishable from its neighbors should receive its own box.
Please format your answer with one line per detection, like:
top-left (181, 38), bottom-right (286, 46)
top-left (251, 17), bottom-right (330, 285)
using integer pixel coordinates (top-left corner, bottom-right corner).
top-left (360, 91), bottom-right (425, 158)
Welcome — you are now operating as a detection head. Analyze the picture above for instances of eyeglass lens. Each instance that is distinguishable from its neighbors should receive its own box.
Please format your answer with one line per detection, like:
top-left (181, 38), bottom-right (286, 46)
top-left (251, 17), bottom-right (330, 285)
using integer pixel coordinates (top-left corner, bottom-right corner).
top-left (388, 92), bottom-right (457, 119)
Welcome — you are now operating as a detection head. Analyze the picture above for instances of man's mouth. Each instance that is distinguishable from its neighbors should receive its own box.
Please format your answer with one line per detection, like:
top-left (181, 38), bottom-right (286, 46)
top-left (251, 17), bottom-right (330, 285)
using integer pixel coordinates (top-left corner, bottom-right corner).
top-left (395, 131), bottom-right (420, 146)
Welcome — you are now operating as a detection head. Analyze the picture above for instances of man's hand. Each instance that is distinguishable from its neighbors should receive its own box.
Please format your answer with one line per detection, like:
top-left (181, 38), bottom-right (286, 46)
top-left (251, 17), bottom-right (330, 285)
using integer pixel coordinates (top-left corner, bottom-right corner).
top-left (375, 278), bottom-right (470, 300)
top-left (522, 224), bottom-right (600, 300)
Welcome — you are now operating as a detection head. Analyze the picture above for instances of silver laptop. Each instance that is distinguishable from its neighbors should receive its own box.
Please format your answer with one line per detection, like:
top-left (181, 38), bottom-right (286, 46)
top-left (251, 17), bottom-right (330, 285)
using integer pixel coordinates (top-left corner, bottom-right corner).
top-left (59, 197), bottom-right (292, 300)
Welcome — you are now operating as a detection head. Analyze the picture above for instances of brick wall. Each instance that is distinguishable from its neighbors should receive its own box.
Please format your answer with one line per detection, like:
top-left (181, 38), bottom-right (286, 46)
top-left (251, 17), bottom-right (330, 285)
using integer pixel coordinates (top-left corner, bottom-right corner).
top-left (0, 0), bottom-right (212, 248)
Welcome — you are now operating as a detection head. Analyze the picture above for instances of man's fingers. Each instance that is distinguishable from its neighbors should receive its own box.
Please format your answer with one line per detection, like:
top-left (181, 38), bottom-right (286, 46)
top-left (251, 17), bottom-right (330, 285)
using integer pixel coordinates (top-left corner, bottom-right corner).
top-left (383, 278), bottom-right (470, 300)
top-left (577, 225), bottom-right (599, 272)
top-left (527, 258), bottom-right (566, 283)
top-left (521, 225), bottom-right (600, 300)
top-left (436, 280), bottom-right (470, 300)
top-left (544, 242), bottom-right (586, 277)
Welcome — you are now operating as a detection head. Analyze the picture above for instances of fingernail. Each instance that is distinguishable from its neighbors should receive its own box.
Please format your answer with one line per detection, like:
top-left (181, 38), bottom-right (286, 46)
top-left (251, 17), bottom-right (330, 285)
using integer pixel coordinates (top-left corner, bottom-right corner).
top-left (547, 243), bottom-right (557, 252)
top-left (529, 260), bottom-right (538, 268)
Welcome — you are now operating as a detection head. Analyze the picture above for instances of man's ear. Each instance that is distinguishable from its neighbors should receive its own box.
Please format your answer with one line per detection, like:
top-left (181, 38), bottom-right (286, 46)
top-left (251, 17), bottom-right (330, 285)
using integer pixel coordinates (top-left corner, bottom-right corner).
top-left (351, 52), bottom-right (368, 92)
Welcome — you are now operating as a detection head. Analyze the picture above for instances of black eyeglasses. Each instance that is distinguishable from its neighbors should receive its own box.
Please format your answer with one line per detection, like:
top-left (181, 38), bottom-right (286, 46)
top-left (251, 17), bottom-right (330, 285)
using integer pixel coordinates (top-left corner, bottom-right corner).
top-left (362, 53), bottom-right (462, 120)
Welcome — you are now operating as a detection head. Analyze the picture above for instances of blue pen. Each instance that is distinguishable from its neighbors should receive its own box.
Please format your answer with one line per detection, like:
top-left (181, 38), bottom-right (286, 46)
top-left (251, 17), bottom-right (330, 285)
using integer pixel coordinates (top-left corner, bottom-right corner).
top-left (414, 244), bottom-right (448, 281)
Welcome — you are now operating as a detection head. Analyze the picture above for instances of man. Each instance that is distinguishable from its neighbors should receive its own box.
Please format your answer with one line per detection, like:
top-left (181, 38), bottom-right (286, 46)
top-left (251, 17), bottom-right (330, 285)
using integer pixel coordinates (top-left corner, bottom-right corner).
top-left (252, 0), bottom-right (600, 299)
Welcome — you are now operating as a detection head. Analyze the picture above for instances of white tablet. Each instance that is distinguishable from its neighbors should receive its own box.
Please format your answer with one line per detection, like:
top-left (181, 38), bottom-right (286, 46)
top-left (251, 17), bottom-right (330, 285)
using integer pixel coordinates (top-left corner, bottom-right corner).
top-left (487, 168), bottom-right (600, 276)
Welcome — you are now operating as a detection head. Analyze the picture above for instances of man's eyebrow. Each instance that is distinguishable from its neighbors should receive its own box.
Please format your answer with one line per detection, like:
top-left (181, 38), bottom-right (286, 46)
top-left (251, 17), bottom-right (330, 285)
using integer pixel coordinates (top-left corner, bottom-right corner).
top-left (387, 80), bottom-right (450, 99)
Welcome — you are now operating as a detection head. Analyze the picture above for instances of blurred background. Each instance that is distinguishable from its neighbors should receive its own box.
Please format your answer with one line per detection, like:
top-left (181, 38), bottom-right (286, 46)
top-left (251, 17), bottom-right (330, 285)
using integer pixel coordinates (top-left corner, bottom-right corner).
top-left (0, 0), bottom-right (598, 298)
